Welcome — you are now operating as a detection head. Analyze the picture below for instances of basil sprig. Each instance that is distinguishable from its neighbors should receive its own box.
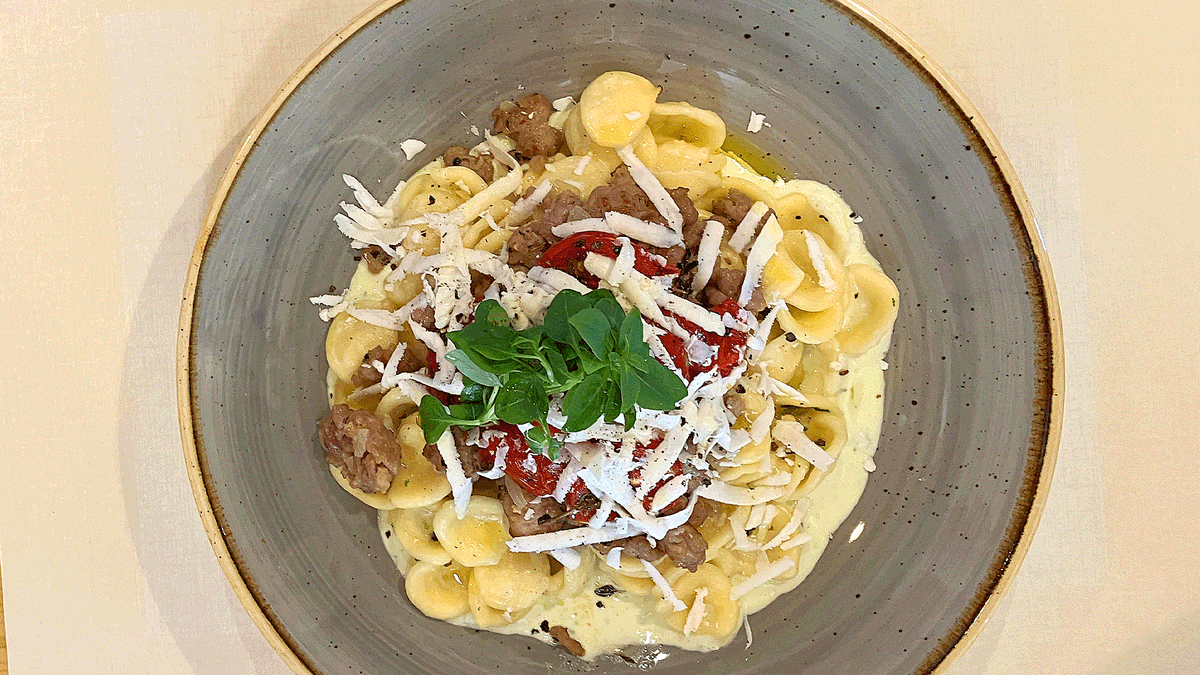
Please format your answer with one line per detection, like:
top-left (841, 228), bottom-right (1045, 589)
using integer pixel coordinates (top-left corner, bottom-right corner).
top-left (419, 289), bottom-right (687, 458)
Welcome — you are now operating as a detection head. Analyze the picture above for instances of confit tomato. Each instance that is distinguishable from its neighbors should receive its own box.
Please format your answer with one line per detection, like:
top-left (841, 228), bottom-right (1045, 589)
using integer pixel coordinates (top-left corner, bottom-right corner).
top-left (657, 299), bottom-right (750, 380)
top-left (539, 232), bottom-right (679, 288)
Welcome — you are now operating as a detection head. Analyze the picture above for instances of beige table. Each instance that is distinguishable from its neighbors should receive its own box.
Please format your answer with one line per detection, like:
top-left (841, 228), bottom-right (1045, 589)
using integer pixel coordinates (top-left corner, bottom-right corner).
top-left (1, 0), bottom-right (1197, 673)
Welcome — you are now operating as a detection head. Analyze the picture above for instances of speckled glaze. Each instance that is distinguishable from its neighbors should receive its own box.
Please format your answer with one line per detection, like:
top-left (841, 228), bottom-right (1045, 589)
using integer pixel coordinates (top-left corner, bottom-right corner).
top-left (178, 0), bottom-right (1062, 673)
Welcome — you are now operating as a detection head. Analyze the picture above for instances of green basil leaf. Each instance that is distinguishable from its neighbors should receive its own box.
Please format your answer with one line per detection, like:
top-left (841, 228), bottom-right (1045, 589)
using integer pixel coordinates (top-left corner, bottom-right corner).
top-left (633, 359), bottom-right (688, 410)
top-left (618, 307), bottom-right (643, 354)
top-left (460, 383), bottom-right (487, 404)
top-left (419, 395), bottom-right (457, 444)
top-left (569, 307), bottom-right (611, 358)
top-left (494, 373), bottom-right (549, 425)
top-left (525, 423), bottom-right (557, 459)
top-left (590, 290), bottom-right (625, 328)
top-left (561, 373), bottom-right (607, 432)
top-left (475, 299), bottom-right (512, 327)
top-left (543, 290), bottom-right (589, 343)
top-left (620, 363), bottom-right (641, 412)
top-left (445, 349), bottom-right (503, 387)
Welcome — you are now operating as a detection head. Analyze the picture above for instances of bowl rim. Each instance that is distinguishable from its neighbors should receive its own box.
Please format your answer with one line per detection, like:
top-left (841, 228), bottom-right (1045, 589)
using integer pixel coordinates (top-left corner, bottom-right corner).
top-left (176, 0), bottom-right (1064, 672)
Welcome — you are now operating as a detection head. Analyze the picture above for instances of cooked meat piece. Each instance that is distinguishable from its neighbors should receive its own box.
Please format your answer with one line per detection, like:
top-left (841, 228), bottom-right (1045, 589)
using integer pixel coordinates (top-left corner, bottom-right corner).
top-left (586, 166), bottom-right (661, 222)
top-left (682, 216), bottom-right (708, 251)
top-left (350, 345), bottom-right (389, 388)
top-left (688, 497), bottom-right (716, 527)
top-left (350, 345), bottom-right (424, 387)
top-left (362, 245), bottom-right (392, 274)
top-left (712, 188), bottom-right (755, 224)
top-left (319, 404), bottom-right (402, 493)
top-left (542, 189), bottom-right (586, 228)
top-left (658, 523), bottom-right (708, 572)
top-left (703, 265), bottom-right (746, 307)
top-left (409, 305), bottom-right (437, 331)
top-left (548, 625), bottom-right (586, 657)
top-left (500, 484), bottom-right (567, 537)
top-left (421, 428), bottom-right (482, 477)
top-left (505, 227), bottom-right (550, 272)
top-left (651, 244), bottom-right (687, 266)
top-left (527, 154), bottom-right (547, 176)
top-left (470, 270), bottom-right (494, 299)
top-left (491, 93), bottom-right (565, 160)
top-left (723, 390), bottom-right (748, 420)
top-left (441, 146), bottom-right (494, 183)
top-left (594, 535), bottom-right (664, 563)
top-left (669, 186), bottom-right (700, 229)
top-left (746, 285), bottom-right (767, 313)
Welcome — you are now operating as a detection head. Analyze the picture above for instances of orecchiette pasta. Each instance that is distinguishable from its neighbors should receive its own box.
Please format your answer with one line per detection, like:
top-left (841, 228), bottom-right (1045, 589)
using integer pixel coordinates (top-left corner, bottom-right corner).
top-left (315, 72), bottom-right (897, 659)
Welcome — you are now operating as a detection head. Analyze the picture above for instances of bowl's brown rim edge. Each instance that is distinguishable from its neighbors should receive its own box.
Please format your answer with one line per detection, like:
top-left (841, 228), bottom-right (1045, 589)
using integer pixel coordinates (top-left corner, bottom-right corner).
top-left (174, 0), bottom-right (1065, 673)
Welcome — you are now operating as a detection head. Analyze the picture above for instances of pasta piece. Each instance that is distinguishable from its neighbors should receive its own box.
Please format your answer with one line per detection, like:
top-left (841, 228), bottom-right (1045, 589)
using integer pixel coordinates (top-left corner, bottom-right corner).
top-left (386, 423), bottom-right (452, 508)
top-left (666, 564), bottom-right (740, 638)
top-left (388, 502), bottom-right (452, 565)
top-left (646, 101), bottom-right (727, 150)
top-left (468, 573), bottom-right (522, 628)
top-left (405, 561), bottom-right (471, 620)
top-left (432, 496), bottom-right (511, 567)
top-left (578, 71), bottom-right (659, 148)
top-left (471, 551), bottom-right (552, 612)
top-left (836, 264), bottom-right (900, 355)
top-left (324, 311), bottom-right (400, 382)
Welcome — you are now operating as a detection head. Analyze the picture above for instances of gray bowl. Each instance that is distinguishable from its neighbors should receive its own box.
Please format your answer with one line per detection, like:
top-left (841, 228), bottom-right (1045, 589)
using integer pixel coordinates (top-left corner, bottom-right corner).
top-left (178, 0), bottom-right (1063, 673)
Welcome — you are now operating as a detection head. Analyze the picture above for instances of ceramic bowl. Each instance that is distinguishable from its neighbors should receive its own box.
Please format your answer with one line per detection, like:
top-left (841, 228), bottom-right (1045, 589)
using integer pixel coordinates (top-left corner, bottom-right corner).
top-left (178, 0), bottom-right (1062, 673)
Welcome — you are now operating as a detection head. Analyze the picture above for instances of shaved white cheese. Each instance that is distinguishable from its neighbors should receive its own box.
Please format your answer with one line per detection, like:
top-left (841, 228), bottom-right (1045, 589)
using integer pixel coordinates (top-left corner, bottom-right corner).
top-left (659, 293), bottom-right (726, 334)
top-left (804, 230), bottom-right (836, 289)
top-left (743, 615), bottom-right (753, 649)
top-left (642, 560), bottom-right (687, 611)
top-left (864, 456), bottom-right (877, 472)
top-left (748, 302), bottom-right (786, 360)
top-left (728, 201), bottom-right (769, 253)
top-left (309, 293), bottom-right (344, 306)
top-left (696, 482), bottom-right (787, 506)
top-left (589, 497), bottom-right (615, 528)
top-left (691, 220), bottom-right (725, 293)
top-left (746, 111), bottom-right (768, 133)
top-left (551, 217), bottom-right (615, 238)
top-left (548, 547), bottom-right (582, 571)
top-left (648, 474), bottom-right (691, 514)
top-left (507, 522), bottom-right (635, 552)
top-left (616, 144), bottom-right (683, 232)
top-left (683, 587), bottom-right (709, 636)
top-left (346, 383), bottom-right (385, 401)
top-left (484, 132), bottom-right (521, 170)
top-left (605, 547), bottom-right (624, 569)
top-left (757, 372), bottom-right (809, 403)
top-left (334, 213), bottom-right (407, 248)
top-left (624, 111), bottom-right (643, 121)
top-left (773, 420), bottom-right (835, 471)
top-left (436, 432), bottom-right (472, 518)
top-left (451, 164), bottom-right (522, 225)
top-left (342, 174), bottom-right (393, 219)
top-left (498, 179), bottom-right (553, 228)
top-left (380, 342), bottom-right (406, 382)
top-left (573, 154), bottom-right (591, 176)
top-left (781, 532), bottom-right (812, 550)
top-left (748, 397), bottom-right (775, 444)
top-left (739, 214), bottom-right (783, 305)
top-left (609, 239), bottom-right (637, 284)
top-left (552, 95), bottom-right (576, 111)
top-left (400, 138), bottom-right (426, 160)
top-left (470, 124), bottom-right (480, 136)
top-left (730, 557), bottom-right (795, 599)
top-left (603, 211), bottom-right (682, 247)
top-left (762, 500), bottom-right (809, 550)
top-left (347, 306), bottom-right (410, 331)
top-left (637, 425), bottom-right (691, 499)
top-left (584, 253), bottom-right (671, 329)
top-left (527, 266), bottom-right (591, 294)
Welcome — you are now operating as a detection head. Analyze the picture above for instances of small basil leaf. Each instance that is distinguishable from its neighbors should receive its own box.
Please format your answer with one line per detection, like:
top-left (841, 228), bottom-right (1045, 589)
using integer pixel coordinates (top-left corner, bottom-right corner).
top-left (419, 395), bottom-right (456, 444)
top-left (445, 349), bottom-right (503, 387)
top-left (543, 290), bottom-right (589, 343)
top-left (590, 290), bottom-right (625, 328)
top-left (561, 373), bottom-right (606, 432)
top-left (569, 308), bottom-right (611, 358)
top-left (619, 307), bottom-right (643, 354)
top-left (494, 373), bottom-right (549, 425)
top-left (620, 363), bottom-right (641, 412)
top-left (633, 359), bottom-right (688, 410)
top-left (460, 383), bottom-right (487, 404)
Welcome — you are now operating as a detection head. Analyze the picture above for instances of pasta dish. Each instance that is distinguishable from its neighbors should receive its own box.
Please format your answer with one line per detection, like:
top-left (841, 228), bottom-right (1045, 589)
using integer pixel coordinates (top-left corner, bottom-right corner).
top-left (311, 71), bottom-right (899, 658)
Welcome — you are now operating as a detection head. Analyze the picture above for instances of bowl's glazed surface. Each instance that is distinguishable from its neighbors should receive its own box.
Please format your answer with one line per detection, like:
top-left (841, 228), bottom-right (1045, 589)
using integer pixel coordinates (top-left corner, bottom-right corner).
top-left (179, 0), bottom-right (1061, 673)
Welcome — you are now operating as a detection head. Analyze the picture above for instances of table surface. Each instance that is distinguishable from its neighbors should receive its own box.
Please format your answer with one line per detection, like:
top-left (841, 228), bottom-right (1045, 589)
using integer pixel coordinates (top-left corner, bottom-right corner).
top-left (2, 0), bottom-right (1198, 673)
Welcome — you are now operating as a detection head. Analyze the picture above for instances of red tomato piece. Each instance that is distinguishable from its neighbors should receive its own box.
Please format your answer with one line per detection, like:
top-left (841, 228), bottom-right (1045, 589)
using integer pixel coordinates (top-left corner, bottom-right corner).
top-left (539, 232), bottom-right (679, 287)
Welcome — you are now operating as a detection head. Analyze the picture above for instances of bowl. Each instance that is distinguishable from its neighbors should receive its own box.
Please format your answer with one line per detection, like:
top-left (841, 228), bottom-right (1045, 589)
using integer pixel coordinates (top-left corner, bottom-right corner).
top-left (177, 0), bottom-right (1062, 673)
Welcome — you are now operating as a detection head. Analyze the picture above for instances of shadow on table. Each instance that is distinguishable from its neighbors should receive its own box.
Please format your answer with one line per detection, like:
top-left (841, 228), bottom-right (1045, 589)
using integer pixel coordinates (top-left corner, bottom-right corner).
top-left (113, 4), bottom-right (346, 672)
